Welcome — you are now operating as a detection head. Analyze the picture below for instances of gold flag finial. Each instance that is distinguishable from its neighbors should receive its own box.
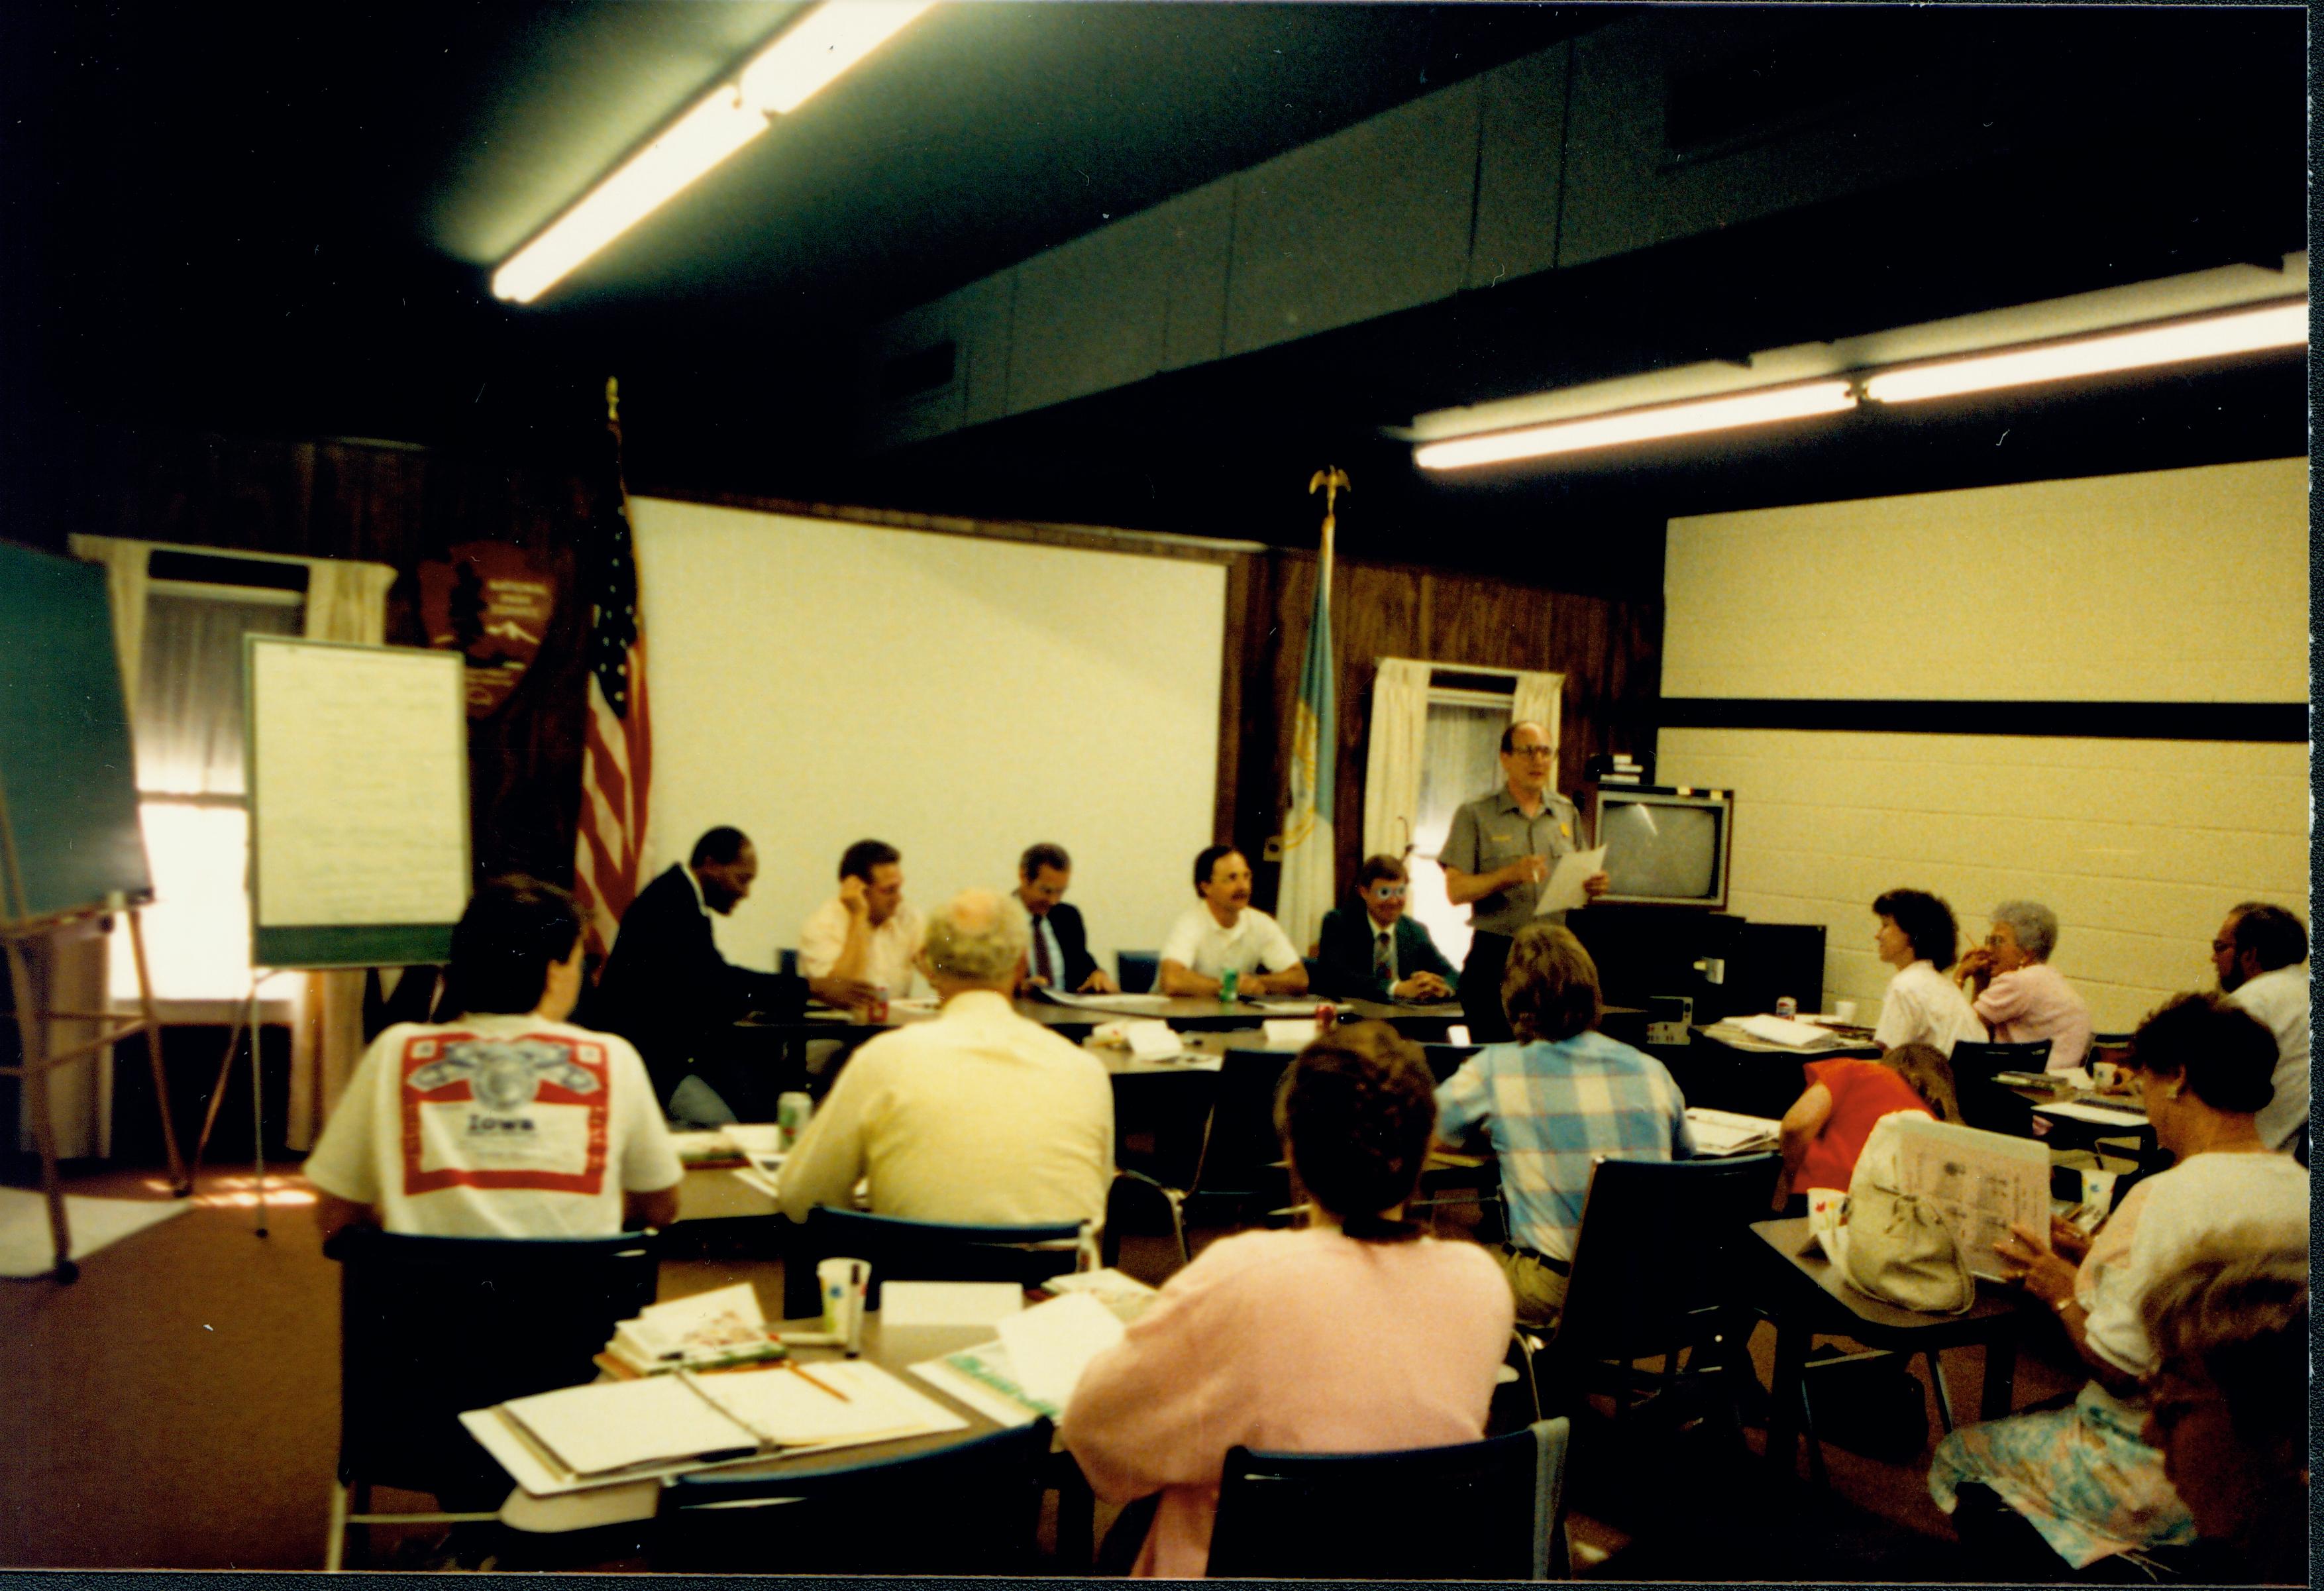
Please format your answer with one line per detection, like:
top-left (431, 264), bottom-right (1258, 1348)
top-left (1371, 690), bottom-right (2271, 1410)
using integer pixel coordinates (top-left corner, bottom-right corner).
top-left (605, 376), bottom-right (620, 425)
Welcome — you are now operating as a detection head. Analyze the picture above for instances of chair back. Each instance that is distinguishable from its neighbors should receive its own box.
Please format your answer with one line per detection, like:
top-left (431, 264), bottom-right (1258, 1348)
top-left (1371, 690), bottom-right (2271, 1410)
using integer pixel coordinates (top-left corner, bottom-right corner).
top-left (1551, 1154), bottom-right (1779, 1370)
top-left (1949, 1039), bottom-right (2055, 1136)
top-left (1422, 1043), bottom-right (1481, 1083)
top-left (1116, 950), bottom-right (1160, 994)
top-left (784, 1206), bottom-right (1089, 1316)
top-left (1207, 1417), bottom-right (1569, 1580)
top-left (331, 1227), bottom-right (659, 1494)
top-left (1185, 1048), bottom-right (1294, 1216)
top-left (656, 1417), bottom-right (1053, 1573)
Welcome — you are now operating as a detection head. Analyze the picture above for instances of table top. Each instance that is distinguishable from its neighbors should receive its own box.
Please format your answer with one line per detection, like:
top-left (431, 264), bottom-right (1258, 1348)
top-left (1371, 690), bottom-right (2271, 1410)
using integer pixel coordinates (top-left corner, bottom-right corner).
top-left (743, 993), bottom-right (1463, 1038)
top-left (1747, 1215), bottom-right (2023, 1339)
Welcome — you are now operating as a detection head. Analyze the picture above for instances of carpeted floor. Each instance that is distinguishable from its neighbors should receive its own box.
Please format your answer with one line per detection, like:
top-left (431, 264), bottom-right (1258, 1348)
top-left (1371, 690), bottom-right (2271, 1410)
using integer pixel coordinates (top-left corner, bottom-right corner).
top-left (0, 1161), bottom-right (2086, 1574)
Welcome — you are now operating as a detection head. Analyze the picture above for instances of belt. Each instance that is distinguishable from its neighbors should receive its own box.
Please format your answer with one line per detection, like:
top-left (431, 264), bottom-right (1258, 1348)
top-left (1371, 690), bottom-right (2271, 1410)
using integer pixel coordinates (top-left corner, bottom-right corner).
top-left (1500, 1242), bottom-right (1571, 1276)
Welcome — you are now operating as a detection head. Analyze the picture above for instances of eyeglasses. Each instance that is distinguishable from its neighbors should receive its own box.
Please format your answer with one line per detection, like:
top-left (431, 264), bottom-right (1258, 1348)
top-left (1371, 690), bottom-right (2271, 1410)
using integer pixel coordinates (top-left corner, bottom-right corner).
top-left (1509, 746), bottom-right (1556, 758)
top-left (2211, 940), bottom-right (2237, 954)
top-left (1366, 885), bottom-right (1407, 899)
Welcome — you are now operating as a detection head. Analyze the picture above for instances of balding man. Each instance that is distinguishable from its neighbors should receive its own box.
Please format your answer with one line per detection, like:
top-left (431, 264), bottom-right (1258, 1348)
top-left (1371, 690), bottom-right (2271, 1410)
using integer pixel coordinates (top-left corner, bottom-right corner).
top-left (2213, 902), bottom-right (2311, 1156)
top-left (775, 889), bottom-right (1115, 1227)
top-left (1440, 721), bottom-right (1608, 1042)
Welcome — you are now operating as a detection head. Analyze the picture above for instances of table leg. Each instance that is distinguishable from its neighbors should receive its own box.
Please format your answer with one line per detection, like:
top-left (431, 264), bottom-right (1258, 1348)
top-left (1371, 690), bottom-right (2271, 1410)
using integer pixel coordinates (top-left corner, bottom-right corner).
top-left (1978, 1331), bottom-right (2019, 1422)
top-left (1765, 1317), bottom-right (1807, 1480)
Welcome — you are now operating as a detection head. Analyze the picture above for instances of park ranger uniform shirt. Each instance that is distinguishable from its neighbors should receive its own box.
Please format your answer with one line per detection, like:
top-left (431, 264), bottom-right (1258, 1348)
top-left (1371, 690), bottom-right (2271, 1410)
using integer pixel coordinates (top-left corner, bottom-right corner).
top-left (1440, 785), bottom-right (1581, 934)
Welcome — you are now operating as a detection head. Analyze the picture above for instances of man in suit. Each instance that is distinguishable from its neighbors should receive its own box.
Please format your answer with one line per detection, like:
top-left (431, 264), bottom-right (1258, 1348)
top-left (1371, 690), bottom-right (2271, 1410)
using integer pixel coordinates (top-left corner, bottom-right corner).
top-left (591, 826), bottom-right (871, 1124)
top-left (1315, 853), bottom-right (1460, 1003)
top-left (1015, 842), bottom-right (1119, 995)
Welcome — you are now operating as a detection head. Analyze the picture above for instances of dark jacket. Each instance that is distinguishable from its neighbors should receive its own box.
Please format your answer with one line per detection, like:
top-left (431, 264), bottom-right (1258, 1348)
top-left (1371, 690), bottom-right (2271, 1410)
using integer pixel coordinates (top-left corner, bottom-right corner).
top-left (586, 863), bottom-right (804, 1102)
top-left (1314, 906), bottom-right (1460, 1001)
top-left (1031, 900), bottom-right (1102, 991)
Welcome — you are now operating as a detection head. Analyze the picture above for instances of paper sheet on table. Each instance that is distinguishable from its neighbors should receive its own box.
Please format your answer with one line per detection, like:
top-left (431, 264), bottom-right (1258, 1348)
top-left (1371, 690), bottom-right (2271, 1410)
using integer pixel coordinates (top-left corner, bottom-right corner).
top-left (1261, 1018), bottom-right (1320, 1048)
top-left (2034, 1099), bottom-right (2150, 1126)
top-left (1533, 846), bottom-right (1608, 916)
top-left (880, 1281), bottom-right (1026, 1327)
top-left (992, 1291), bottom-right (1125, 1409)
top-left (1123, 1020), bottom-right (1185, 1061)
top-left (1729, 1013), bottom-right (1846, 1049)
top-left (1041, 989), bottom-right (1173, 1009)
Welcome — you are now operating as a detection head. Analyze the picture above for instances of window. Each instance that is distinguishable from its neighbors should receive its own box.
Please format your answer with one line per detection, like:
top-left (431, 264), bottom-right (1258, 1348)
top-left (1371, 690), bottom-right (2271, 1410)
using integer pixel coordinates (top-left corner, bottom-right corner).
top-left (1405, 686), bottom-right (1536, 967)
top-left (109, 584), bottom-right (305, 1001)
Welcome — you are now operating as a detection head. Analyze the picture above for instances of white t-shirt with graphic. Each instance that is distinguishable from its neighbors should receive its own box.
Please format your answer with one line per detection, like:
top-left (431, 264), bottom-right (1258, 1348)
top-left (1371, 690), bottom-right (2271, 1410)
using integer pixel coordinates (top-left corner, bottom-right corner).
top-left (304, 1012), bottom-right (682, 1238)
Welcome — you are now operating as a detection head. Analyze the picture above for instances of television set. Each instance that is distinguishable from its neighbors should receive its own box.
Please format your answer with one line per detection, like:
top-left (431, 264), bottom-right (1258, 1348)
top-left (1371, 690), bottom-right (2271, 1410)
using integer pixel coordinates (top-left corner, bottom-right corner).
top-left (1589, 785), bottom-right (1734, 909)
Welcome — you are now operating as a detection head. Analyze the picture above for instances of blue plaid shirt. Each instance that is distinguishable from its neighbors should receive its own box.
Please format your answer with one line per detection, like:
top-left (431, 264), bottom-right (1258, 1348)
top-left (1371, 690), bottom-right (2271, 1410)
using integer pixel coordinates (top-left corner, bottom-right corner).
top-left (1434, 1030), bottom-right (1693, 1262)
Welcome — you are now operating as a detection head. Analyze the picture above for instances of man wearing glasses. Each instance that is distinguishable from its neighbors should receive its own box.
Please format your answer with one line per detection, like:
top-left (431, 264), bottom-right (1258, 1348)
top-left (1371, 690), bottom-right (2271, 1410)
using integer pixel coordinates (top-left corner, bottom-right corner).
top-left (1440, 720), bottom-right (1608, 1042)
top-left (1315, 854), bottom-right (1459, 1002)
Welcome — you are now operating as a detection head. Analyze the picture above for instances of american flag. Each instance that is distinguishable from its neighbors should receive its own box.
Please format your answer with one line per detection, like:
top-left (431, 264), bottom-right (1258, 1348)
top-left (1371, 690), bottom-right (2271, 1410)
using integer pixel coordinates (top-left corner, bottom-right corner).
top-left (572, 377), bottom-right (652, 963)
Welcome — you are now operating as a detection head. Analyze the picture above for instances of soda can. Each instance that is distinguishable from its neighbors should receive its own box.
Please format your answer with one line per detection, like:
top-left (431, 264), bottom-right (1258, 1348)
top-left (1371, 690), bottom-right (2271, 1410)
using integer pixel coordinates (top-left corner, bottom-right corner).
top-left (777, 1091), bottom-right (813, 1150)
top-left (867, 985), bottom-right (890, 1023)
top-left (1775, 996), bottom-right (1797, 1020)
top-left (1316, 1003), bottom-right (1336, 1032)
top-left (1219, 965), bottom-right (1240, 1003)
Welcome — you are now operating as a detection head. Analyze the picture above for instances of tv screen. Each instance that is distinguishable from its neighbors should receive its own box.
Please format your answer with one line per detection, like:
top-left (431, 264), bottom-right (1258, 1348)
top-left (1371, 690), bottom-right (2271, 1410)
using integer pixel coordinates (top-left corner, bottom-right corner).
top-left (1594, 789), bottom-right (1732, 908)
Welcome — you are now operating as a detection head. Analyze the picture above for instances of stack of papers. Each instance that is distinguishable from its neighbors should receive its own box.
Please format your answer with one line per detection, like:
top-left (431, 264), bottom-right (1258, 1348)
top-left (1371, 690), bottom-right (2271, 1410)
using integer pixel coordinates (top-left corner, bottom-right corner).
top-left (464, 1360), bottom-right (969, 1496)
top-left (1726, 1013), bottom-right (1850, 1050)
top-left (909, 1291), bottom-right (1126, 1425)
top-left (1685, 1107), bottom-right (1781, 1156)
top-left (1041, 1266), bottom-right (1161, 1323)
top-left (602, 1282), bottom-right (785, 1377)
top-left (669, 1123), bottom-right (787, 1168)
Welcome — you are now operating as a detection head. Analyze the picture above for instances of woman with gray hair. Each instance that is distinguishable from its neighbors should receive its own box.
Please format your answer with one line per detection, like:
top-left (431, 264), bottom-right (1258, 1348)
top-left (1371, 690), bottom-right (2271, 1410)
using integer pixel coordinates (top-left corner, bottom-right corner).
top-left (1954, 899), bottom-right (2093, 1073)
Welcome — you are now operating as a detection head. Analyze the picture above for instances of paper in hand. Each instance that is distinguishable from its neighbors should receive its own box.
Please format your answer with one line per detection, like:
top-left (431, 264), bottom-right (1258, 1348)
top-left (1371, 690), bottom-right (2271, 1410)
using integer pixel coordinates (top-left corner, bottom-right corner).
top-left (1534, 846), bottom-right (1609, 915)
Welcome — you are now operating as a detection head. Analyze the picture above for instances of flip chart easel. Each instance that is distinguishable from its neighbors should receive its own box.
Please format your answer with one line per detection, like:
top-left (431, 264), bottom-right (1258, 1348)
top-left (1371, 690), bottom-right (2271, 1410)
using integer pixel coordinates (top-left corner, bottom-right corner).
top-left (210, 636), bottom-right (468, 1233)
top-left (0, 543), bottom-right (188, 1282)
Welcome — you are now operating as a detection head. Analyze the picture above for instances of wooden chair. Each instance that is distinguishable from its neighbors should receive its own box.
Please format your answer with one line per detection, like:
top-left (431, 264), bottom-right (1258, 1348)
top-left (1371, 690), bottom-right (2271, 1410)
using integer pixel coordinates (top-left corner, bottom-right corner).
top-left (1206, 1417), bottom-right (1572, 1579)
top-left (325, 1227), bottom-right (660, 1570)
top-left (654, 1417), bottom-right (1055, 1574)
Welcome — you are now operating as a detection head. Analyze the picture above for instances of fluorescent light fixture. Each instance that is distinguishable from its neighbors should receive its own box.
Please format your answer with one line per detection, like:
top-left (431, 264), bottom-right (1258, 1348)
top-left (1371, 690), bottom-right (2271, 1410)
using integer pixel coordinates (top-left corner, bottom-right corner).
top-left (1862, 300), bottom-right (2308, 405)
top-left (740, 1), bottom-right (935, 115)
top-left (1414, 380), bottom-right (1858, 470)
top-left (492, 1), bottom-right (937, 305)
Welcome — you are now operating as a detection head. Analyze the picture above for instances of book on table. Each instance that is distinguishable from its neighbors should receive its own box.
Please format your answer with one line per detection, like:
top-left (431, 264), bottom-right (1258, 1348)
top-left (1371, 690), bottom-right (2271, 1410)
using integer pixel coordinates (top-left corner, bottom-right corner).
top-left (600, 1281), bottom-right (787, 1376)
top-left (1683, 1107), bottom-right (1781, 1156)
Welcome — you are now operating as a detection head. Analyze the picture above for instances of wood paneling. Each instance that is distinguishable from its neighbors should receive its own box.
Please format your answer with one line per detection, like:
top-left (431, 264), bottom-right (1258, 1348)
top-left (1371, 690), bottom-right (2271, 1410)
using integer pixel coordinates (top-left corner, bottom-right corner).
top-left (1221, 546), bottom-right (1665, 911)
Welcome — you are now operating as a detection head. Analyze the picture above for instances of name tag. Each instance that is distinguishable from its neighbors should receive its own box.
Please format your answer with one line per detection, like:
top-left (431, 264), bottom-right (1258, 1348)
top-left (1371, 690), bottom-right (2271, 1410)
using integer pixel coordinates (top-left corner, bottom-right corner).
top-left (1559, 823), bottom-right (1571, 838)
top-left (1488, 830), bottom-right (1515, 844)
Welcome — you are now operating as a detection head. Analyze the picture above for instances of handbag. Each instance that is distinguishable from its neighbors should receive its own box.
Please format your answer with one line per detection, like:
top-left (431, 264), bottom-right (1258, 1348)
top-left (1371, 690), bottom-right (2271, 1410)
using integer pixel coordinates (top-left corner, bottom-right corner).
top-left (1832, 1113), bottom-right (1975, 1315)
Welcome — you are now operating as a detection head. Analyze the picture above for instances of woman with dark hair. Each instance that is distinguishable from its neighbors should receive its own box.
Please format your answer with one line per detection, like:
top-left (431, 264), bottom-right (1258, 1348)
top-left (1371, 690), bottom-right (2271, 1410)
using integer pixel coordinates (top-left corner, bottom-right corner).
top-left (1928, 993), bottom-right (2309, 1574)
top-left (1061, 1022), bottom-right (1513, 1578)
top-left (1771, 1042), bottom-right (1960, 1209)
top-left (1870, 887), bottom-right (1983, 1056)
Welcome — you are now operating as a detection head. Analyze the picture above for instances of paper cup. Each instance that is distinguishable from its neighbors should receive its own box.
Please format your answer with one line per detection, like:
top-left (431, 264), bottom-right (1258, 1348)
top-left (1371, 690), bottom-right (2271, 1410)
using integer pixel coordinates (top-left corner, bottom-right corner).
top-left (2091, 1062), bottom-right (2120, 1090)
top-left (819, 1257), bottom-right (869, 1352)
top-left (1831, 999), bottom-right (1858, 1025)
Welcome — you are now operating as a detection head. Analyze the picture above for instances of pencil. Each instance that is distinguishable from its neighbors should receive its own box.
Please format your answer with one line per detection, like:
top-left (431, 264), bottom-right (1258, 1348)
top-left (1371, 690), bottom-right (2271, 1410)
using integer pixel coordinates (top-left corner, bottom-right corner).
top-left (787, 1360), bottom-right (851, 1401)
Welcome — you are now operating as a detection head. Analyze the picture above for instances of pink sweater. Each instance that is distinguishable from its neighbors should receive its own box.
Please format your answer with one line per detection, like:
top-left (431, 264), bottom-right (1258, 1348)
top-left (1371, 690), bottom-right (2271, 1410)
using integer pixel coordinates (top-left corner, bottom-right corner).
top-left (1974, 961), bottom-right (2093, 1072)
top-left (1060, 1227), bottom-right (1514, 1577)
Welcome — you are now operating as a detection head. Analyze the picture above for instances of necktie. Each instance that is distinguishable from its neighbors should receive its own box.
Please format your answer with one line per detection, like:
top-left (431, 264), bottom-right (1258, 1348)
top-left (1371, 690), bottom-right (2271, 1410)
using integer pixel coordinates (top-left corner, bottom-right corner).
top-left (1373, 928), bottom-right (1395, 986)
top-left (1034, 917), bottom-right (1056, 985)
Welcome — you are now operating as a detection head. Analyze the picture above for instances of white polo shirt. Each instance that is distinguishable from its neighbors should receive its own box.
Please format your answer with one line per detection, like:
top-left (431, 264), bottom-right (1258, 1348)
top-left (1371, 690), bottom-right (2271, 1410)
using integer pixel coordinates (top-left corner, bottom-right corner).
top-left (2230, 963), bottom-right (2311, 1151)
top-left (1160, 904), bottom-right (1302, 981)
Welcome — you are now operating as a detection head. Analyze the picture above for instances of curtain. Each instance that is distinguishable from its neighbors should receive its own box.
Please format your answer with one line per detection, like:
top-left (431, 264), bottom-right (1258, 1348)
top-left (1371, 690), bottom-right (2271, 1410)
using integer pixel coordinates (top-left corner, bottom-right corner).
top-left (1510, 670), bottom-right (1564, 760)
top-left (288, 559), bottom-right (398, 1152)
top-left (1361, 659), bottom-right (1433, 861)
top-left (25, 541), bottom-right (154, 1157)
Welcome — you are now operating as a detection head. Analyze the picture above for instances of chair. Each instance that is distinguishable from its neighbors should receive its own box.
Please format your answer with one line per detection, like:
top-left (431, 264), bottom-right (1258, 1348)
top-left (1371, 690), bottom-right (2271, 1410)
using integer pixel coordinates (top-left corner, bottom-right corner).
top-left (1206, 1417), bottom-right (1571, 1580)
top-left (325, 1227), bottom-right (660, 1570)
top-left (1423, 1042), bottom-right (1481, 1083)
top-left (1949, 1039), bottom-right (2055, 1136)
top-left (1116, 950), bottom-right (1160, 993)
top-left (1114, 1047), bottom-right (1293, 1263)
top-left (1518, 1154), bottom-right (1779, 1434)
top-left (654, 1417), bottom-right (1054, 1574)
top-left (780, 1205), bottom-right (1092, 1317)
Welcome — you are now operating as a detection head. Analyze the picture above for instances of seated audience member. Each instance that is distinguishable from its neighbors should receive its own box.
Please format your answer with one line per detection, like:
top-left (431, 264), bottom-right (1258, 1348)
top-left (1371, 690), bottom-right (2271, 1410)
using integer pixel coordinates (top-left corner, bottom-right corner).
top-left (1771, 1042), bottom-right (1960, 1209)
top-left (1061, 1022), bottom-right (1513, 1578)
top-left (2213, 901), bottom-right (2310, 1155)
top-left (1433, 922), bottom-right (1692, 1328)
top-left (799, 839), bottom-right (927, 1001)
top-left (592, 826), bottom-right (871, 1124)
top-left (1929, 993), bottom-right (2309, 1573)
top-left (1157, 845), bottom-right (1309, 997)
top-left (2139, 1234), bottom-right (2309, 1585)
top-left (1015, 841), bottom-right (1119, 994)
top-left (1954, 899), bottom-right (2093, 1072)
top-left (1314, 853), bottom-right (1459, 1003)
top-left (1870, 887), bottom-right (1984, 1056)
top-left (307, 876), bottom-right (682, 1240)
top-left (776, 889), bottom-right (1113, 1226)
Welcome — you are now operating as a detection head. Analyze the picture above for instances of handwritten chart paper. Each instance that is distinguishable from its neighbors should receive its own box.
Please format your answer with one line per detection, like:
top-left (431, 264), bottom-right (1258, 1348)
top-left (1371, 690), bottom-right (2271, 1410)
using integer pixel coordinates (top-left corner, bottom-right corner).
top-left (249, 639), bottom-right (467, 932)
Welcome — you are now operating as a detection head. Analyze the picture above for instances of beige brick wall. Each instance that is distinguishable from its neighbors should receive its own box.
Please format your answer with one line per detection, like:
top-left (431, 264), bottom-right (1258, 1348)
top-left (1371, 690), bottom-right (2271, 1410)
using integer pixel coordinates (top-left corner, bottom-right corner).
top-left (1658, 459), bottom-right (2309, 1031)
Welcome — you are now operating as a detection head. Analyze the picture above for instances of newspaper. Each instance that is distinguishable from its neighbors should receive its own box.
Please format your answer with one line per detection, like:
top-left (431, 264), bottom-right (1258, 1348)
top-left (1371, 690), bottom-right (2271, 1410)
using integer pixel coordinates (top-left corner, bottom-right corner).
top-left (1888, 1115), bottom-right (2051, 1281)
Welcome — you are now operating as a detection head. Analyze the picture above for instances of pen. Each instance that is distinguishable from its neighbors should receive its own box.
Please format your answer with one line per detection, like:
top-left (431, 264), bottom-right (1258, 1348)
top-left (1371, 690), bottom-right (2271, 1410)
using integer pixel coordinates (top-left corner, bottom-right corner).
top-left (787, 1360), bottom-right (851, 1401)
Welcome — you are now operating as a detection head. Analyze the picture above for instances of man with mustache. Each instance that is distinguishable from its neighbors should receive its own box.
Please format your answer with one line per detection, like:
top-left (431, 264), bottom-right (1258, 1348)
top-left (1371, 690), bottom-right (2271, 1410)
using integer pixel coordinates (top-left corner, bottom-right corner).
top-left (1157, 845), bottom-right (1310, 997)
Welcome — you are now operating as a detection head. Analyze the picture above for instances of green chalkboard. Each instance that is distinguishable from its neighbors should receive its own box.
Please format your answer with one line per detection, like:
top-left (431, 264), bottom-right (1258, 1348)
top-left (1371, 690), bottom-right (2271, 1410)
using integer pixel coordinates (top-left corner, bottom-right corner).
top-left (0, 542), bottom-right (152, 927)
